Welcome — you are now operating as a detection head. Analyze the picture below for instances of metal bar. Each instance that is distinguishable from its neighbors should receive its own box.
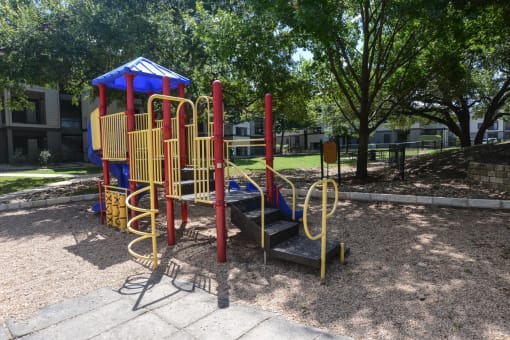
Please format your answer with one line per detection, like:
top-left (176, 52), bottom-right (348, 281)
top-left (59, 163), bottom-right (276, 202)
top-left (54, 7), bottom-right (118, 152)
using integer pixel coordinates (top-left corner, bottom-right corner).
top-left (265, 93), bottom-right (274, 205)
top-left (213, 81), bottom-right (226, 263)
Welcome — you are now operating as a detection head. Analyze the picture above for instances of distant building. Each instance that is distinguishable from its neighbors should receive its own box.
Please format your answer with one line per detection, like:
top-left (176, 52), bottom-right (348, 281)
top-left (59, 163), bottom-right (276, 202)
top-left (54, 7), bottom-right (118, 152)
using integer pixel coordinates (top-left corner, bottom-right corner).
top-left (0, 86), bottom-right (97, 164)
top-left (2, 85), bottom-right (508, 163)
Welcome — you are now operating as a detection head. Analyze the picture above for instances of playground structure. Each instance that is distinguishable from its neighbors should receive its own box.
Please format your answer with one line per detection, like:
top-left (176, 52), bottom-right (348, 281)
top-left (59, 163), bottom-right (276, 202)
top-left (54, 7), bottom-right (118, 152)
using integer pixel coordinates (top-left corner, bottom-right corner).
top-left (89, 57), bottom-right (347, 280)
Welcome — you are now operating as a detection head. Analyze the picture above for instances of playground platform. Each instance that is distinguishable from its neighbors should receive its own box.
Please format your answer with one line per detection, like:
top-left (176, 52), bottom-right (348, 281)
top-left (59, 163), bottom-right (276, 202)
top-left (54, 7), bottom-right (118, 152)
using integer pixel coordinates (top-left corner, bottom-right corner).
top-left (1, 274), bottom-right (351, 340)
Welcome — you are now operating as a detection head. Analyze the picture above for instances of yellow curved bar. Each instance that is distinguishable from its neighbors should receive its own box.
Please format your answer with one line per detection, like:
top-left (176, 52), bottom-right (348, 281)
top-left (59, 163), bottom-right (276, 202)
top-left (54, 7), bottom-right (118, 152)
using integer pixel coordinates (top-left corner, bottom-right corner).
top-left (226, 160), bottom-right (266, 249)
top-left (302, 179), bottom-right (339, 280)
top-left (263, 162), bottom-right (297, 221)
top-left (194, 96), bottom-right (213, 137)
top-left (303, 181), bottom-right (323, 241)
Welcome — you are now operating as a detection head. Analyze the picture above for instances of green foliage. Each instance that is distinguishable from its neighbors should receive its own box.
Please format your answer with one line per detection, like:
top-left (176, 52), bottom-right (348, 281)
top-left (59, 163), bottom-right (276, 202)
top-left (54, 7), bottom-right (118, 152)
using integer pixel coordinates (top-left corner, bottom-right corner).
top-left (252, 0), bottom-right (435, 177)
top-left (0, 0), bottom-right (313, 129)
top-left (401, 2), bottom-right (510, 146)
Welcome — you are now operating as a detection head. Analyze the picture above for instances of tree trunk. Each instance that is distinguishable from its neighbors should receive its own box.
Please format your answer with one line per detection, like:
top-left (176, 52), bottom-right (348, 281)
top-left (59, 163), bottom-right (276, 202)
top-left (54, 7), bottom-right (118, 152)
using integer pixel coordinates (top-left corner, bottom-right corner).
top-left (457, 105), bottom-right (472, 147)
top-left (356, 119), bottom-right (369, 178)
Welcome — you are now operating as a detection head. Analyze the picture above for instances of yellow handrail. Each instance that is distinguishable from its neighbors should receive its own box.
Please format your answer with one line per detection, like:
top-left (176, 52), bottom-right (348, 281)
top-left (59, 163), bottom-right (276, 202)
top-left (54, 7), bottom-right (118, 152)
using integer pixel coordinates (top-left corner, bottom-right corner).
top-left (193, 136), bottom-right (213, 204)
top-left (226, 160), bottom-right (266, 249)
top-left (194, 96), bottom-right (213, 137)
top-left (126, 186), bottom-right (159, 268)
top-left (303, 179), bottom-right (339, 280)
top-left (262, 162), bottom-right (297, 221)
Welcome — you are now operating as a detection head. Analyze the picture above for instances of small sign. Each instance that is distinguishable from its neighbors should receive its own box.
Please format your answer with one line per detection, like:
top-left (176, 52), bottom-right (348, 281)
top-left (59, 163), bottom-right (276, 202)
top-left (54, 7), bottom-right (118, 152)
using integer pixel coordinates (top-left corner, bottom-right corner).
top-left (323, 141), bottom-right (337, 164)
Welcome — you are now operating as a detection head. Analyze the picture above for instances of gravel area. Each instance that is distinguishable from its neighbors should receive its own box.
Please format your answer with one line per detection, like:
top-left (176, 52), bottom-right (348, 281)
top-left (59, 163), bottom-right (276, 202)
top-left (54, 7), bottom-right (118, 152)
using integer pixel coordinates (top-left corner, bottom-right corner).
top-left (1, 197), bottom-right (509, 339)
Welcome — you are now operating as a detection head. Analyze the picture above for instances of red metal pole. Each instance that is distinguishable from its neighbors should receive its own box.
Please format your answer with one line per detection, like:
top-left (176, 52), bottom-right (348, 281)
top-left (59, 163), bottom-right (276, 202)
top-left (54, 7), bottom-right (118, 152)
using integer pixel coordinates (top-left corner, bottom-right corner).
top-left (99, 84), bottom-right (109, 187)
top-left (162, 77), bottom-right (176, 245)
top-left (265, 93), bottom-right (274, 205)
top-left (125, 73), bottom-right (138, 228)
top-left (178, 83), bottom-right (188, 224)
top-left (213, 80), bottom-right (226, 263)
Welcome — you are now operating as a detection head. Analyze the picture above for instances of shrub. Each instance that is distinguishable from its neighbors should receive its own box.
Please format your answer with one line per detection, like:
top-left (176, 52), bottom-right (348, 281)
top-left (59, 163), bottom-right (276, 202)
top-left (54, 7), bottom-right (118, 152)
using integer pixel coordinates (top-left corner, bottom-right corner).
top-left (39, 149), bottom-right (52, 167)
top-left (11, 150), bottom-right (27, 165)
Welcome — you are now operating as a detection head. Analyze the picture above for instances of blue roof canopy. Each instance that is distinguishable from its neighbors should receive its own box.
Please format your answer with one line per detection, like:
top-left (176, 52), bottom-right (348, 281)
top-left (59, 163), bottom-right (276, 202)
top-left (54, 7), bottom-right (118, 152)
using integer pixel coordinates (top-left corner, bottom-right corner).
top-left (92, 57), bottom-right (190, 93)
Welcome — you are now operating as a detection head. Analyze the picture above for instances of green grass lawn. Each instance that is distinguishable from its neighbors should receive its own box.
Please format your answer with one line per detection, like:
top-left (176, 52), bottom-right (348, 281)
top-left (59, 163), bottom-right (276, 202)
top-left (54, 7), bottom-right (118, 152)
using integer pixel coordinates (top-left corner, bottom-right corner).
top-left (0, 177), bottom-right (68, 195)
top-left (229, 154), bottom-right (357, 175)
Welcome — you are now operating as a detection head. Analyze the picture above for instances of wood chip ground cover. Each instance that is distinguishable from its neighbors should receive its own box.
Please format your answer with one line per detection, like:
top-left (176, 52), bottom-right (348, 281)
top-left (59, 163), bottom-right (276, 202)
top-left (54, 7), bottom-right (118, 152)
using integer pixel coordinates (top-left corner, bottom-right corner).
top-left (1, 199), bottom-right (508, 339)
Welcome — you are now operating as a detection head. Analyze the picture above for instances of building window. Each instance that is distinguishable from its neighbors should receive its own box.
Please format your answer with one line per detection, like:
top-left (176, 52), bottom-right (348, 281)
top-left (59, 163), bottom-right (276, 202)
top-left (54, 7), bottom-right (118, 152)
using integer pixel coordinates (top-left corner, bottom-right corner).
top-left (12, 91), bottom-right (46, 125)
top-left (12, 131), bottom-right (47, 156)
top-left (236, 147), bottom-right (247, 156)
top-left (488, 121), bottom-right (498, 131)
top-left (235, 127), bottom-right (248, 136)
top-left (61, 135), bottom-right (83, 161)
top-left (1, 96), bottom-right (5, 124)
top-left (254, 119), bottom-right (264, 135)
top-left (60, 94), bottom-right (82, 129)
top-left (383, 133), bottom-right (391, 143)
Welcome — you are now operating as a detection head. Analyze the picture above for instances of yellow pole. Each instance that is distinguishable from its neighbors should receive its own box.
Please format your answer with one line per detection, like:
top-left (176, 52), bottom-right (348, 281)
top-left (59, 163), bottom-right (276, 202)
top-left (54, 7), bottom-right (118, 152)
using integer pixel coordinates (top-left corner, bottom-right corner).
top-left (340, 242), bottom-right (345, 264)
top-left (320, 180), bottom-right (327, 281)
top-left (147, 96), bottom-right (158, 269)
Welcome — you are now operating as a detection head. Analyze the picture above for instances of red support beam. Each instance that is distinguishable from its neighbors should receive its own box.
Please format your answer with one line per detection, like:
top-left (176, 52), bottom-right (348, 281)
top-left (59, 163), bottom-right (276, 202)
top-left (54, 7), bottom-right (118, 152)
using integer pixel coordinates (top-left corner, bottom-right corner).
top-left (125, 73), bottom-right (138, 228)
top-left (213, 80), bottom-right (226, 263)
top-left (265, 93), bottom-right (274, 205)
top-left (162, 77), bottom-right (176, 245)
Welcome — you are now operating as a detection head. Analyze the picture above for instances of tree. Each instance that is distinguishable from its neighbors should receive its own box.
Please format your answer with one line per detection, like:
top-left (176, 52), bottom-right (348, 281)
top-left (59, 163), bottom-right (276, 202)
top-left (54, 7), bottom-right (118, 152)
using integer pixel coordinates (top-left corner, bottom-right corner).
top-left (401, 2), bottom-right (510, 147)
top-left (254, 0), bottom-right (435, 178)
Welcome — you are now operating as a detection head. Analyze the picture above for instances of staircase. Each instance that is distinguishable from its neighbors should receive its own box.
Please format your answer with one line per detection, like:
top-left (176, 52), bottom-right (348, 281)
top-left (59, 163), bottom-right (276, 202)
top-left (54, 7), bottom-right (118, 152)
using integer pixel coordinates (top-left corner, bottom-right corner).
top-left (230, 194), bottom-right (344, 268)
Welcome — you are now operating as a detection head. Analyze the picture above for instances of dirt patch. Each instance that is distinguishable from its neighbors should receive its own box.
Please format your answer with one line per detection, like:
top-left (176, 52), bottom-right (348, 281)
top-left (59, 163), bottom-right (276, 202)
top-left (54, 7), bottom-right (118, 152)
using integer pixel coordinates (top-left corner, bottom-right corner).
top-left (1, 199), bottom-right (509, 339)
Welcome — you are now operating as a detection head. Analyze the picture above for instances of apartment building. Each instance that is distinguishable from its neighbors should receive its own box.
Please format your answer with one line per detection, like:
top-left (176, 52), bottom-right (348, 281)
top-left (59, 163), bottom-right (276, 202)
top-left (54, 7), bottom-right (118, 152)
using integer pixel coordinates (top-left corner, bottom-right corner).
top-left (0, 86), bottom-right (95, 164)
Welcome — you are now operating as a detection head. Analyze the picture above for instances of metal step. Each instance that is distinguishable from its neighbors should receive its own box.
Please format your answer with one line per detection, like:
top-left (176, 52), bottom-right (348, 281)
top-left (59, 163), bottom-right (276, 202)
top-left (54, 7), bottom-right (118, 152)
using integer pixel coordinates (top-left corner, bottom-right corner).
top-left (264, 220), bottom-right (299, 248)
top-left (244, 207), bottom-right (281, 225)
top-left (179, 189), bottom-right (260, 204)
top-left (268, 234), bottom-right (343, 268)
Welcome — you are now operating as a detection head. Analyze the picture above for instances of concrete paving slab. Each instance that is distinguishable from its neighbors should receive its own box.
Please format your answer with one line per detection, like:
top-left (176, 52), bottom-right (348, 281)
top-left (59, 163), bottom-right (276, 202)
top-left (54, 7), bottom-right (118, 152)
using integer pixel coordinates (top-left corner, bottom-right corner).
top-left (91, 312), bottom-right (179, 340)
top-left (166, 329), bottom-right (199, 340)
top-left (240, 315), bottom-right (349, 340)
top-left (0, 323), bottom-right (11, 340)
top-left (184, 304), bottom-right (272, 340)
top-left (349, 192), bottom-right (371, 201)
top-left (121, 276), bottom-right (186, 311)
top-left (416, 195), bottom-right (433, 205)
top-left (370, 193), bottom-right (391, 202)
top-left (387, 194), bottom-right (417, 204)
top-left (154, 290), bottom-right (218, 328)
top-left (468, 198), bottom-right (501, 209)
top-left (7, 288), bottom-right (121, 337)
top-left (432, 197), bottom-right (468, 208)
top-left (22, 298), bottom-right (145, 340)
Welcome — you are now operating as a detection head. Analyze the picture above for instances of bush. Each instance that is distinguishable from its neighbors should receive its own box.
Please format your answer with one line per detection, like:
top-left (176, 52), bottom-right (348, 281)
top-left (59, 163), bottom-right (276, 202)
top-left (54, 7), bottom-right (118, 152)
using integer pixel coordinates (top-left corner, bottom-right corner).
top-left (11, 150), bottom-right (27, 165)
top-left (39, 149), bottom-right (52, 167)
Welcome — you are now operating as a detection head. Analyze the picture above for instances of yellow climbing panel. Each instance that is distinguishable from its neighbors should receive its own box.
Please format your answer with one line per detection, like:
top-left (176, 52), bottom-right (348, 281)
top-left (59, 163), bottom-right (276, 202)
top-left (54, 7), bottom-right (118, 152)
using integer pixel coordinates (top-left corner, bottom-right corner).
top-left (104, 185), bottom-right (128, 231)
top-left (100, 112), bottom-right (127, 161)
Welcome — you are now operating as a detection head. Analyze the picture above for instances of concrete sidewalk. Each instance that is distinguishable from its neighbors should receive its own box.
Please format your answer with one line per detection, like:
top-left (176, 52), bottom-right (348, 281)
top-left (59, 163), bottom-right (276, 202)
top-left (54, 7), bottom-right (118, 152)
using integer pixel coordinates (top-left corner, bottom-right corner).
top-left (1, 274), bottom-right (350, 340)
